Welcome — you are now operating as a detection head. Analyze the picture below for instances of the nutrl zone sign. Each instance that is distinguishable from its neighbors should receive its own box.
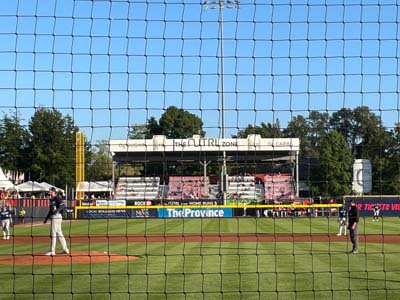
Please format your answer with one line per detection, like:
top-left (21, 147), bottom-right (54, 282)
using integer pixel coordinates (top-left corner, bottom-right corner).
top-left (158, 208), bottom-right (233, 218)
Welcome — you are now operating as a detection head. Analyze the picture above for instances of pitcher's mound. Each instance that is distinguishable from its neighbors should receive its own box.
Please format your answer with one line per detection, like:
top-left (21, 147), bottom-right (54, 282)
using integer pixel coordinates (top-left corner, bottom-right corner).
top-left (0, 251), bottom-right (139, 265)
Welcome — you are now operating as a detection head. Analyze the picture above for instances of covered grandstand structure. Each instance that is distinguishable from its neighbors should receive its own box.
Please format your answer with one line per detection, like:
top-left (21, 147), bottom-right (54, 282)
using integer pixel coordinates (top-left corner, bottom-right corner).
top-left (109, 135), bottom-right (300, 202)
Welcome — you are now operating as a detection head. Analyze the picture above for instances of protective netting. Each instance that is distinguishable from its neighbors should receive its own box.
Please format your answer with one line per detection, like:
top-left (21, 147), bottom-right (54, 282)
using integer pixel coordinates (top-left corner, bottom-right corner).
top-left (0, 1), bottom-right (400, 299)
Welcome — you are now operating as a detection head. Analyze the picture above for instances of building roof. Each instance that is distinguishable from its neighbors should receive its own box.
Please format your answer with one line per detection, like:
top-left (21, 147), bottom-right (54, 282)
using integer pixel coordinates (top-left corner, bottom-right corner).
top-left (109, 135), bottom-right (300, 164)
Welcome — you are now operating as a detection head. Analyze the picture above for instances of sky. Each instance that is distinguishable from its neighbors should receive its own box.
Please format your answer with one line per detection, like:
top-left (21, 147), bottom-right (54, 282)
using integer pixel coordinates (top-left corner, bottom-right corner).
top-left (0, 0), bottom-right (400, 144)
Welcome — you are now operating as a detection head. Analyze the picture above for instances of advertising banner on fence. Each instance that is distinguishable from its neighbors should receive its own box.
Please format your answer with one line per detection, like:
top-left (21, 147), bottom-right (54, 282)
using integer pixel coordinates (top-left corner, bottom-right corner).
top-left (80, 208), bottom-right (131, 218)
top-left (95, 200), bottom-right (126, 206)
top-left (345, 196), bottom-right (400, 217)
top-left (161, 199), bottom-right (223, 206)
top-left (79, 208), bottom-right (157, 219)
top-left (158, 207), bottom-right (232, 218)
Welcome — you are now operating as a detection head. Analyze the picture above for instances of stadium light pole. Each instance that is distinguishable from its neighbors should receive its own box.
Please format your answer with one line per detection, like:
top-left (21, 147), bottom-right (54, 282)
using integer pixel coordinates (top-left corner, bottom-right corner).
top-left (203, 0), bottom-right (238, 205)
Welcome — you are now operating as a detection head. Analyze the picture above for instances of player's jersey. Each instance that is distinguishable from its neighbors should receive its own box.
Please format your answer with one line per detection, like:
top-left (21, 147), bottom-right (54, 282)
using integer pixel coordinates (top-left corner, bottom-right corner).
top-left (338, 208), bottom-right (347, 219)
top-left (373, 205), bottom-right (380, 212)
top-left (49, 196), bottom-right (65, 212)
top-left (0, 209), bottom-right (11, 220)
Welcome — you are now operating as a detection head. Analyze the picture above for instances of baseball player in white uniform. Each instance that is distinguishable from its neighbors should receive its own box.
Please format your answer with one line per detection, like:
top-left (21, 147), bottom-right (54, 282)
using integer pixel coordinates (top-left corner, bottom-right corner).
top-left (44, 187), bottom-right (69, 256)
top-left (1, 205), bottom-right (12, 240)
top-left (337, 205), bottom-right (347, 236)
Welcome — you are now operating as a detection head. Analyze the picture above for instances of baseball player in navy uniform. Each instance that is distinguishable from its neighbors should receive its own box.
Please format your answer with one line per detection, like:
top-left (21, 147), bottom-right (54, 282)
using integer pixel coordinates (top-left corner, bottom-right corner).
top-left (372, 203), bottom-right (380, 222)
top-left (1, 205), bottom-right (12, 240)
top-left (44, 187), bottom-right (69, 256)
top-left (337, 205), bottom-right (347, 236)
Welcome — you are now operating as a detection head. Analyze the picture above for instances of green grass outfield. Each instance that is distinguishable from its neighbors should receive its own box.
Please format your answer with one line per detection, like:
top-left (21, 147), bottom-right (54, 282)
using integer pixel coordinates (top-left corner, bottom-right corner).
top-left (1, 217), bottom-right (399, 300)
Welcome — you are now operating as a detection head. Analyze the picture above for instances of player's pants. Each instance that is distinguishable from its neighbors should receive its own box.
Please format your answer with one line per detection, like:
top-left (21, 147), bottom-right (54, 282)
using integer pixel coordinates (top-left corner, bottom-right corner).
top-left (50, 214), bottom-right (68, 253)
top-left (2, 219), bottom-right (10, 239)
top-left (348, 223), bottom-right (359, 251)
top-left (338, 218), bottom-right (347, 235)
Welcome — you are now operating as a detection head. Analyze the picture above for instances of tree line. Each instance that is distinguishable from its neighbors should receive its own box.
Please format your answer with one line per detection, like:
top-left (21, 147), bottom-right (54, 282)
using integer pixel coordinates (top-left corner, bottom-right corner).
top-left (0, 108), bottom-right (108, 191)
top-left (235, 106), bottom-right (400, 197)
top-left (0, 106), bottom-right (399, 197)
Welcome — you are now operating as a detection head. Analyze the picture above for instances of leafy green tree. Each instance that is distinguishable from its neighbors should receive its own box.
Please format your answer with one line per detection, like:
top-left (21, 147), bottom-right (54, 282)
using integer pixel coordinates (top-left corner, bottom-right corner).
top-left (315, 131), bottom-right (353, 197)
top-left (118, 164), bottom-right (143, 177)
top-left (128, 118), bottom-right (163, 139)
top-left (146, 117), bottom-right (163, 138)
top-left (236, 120), bottom-right (282, 138)
top-left (86, 140), bottom-right (113, 181)
top-left (283, 111), bottom-right (329, 158)
top-left (380, 122), bottom-right (400, 194)
top-left (0, 113), bottom-right (29, 179)
top-left (351, 106), bottom-right (386, 158)
top-left (308, 111), bottom-right (329, 155)
top-left (128, 124), bottom-right (148, 139)
top-left (329, 108), bottom-right (356, 151)
top-left (26, 108), bottom-right (79, 188)
top-left (283, 115), bottom-right (311, 157)
top-left (330, 106), bottom-right (387, 156)
top-left (350, 107), bottom-right (390, 193)
top-left (158, 106), bottom-right (204, 138)
top-left (128, 107), bottom-right (205, 139)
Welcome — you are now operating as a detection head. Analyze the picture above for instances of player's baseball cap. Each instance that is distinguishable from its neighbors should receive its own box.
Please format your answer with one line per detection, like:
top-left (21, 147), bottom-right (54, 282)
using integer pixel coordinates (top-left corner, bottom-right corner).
top-left (49, 187), bottom-right (57, 192)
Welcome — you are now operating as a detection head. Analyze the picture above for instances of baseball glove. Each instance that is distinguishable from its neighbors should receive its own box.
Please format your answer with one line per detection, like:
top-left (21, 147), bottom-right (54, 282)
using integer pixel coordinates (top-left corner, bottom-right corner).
top-left (51, 205), bottom-right (58, 214)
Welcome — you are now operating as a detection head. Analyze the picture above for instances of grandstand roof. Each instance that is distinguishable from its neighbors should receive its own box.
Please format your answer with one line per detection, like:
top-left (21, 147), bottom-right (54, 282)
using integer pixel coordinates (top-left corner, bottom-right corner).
top-left (109, 135), bottom-right (300, 164)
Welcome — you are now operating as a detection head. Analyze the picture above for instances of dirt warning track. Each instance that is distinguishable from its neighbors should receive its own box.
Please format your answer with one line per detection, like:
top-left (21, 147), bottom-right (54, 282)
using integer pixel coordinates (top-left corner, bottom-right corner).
top-left (0, 251), bottom-right (139, 265)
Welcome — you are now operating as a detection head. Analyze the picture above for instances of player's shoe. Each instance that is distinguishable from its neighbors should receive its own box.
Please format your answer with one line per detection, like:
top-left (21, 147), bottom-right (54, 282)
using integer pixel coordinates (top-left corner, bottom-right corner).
top-left (6, 236), bottom-right (10, 240)
top-left (336, 233), bottom-right (341, 236)
top-left (352, 250), bottom-right (358, 254)
top-left (63, 249), bottom-right (70, 254)
top-left (45, 252), bottom-right (55, 256)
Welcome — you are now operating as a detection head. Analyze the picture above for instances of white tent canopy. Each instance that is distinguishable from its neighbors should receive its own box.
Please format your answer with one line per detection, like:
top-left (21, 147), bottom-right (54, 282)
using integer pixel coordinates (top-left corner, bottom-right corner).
top-left (0, 168), bottom-right (15, 190)
top-left (16, 181), bottom-right (48, 193)
top-left (40, 182), bottom-right (64, 193)
top-left (76, 181), bottom-right (114, 193)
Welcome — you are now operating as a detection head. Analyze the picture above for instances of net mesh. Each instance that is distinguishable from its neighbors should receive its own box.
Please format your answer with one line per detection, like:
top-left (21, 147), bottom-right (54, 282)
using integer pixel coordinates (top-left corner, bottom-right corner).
top-left (0, 0), bottom-right (400, 299)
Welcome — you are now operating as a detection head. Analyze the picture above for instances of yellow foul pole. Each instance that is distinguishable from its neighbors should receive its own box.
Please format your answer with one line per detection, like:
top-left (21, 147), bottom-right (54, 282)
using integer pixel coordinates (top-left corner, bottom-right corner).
top-left (75, 132), bottom-right (85, 201)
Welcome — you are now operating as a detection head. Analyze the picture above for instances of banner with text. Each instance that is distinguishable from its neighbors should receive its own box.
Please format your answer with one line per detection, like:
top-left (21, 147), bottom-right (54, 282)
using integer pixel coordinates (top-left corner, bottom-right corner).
top-left (158, 207), bottom-right (232, 218)
top-left (345, 196), bottom-right (400, 216)
top-left (79, 208), bottom-right (157, 219)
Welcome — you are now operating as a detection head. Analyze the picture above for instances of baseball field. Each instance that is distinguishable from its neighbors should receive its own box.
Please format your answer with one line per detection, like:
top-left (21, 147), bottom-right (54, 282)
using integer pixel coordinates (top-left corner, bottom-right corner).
top-left (1, 217), bottom-right (399, 300)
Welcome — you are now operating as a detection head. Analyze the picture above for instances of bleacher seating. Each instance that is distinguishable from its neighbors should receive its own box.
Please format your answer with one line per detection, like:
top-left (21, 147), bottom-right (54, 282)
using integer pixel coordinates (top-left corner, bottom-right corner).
top-left (167, 176), bottom-right (209, 200)
top-left (115, 177), bottom-right (160, 200)
top-left (264, 173), bottom-right (295, 200)
top-left (114, 174), bottom-right (295, 202)
top-left (227, 175), bottom-right (264, 200)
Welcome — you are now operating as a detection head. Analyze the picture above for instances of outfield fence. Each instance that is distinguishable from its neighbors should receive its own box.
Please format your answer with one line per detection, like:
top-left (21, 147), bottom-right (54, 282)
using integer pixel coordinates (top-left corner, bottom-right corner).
top-left (74, 204), bottom-right (342, 219)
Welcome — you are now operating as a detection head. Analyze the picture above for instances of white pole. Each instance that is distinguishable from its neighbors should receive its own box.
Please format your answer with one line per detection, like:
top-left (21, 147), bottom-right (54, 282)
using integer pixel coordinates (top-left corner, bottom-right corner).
top-left (203, 0), bottom-right (238, 205)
